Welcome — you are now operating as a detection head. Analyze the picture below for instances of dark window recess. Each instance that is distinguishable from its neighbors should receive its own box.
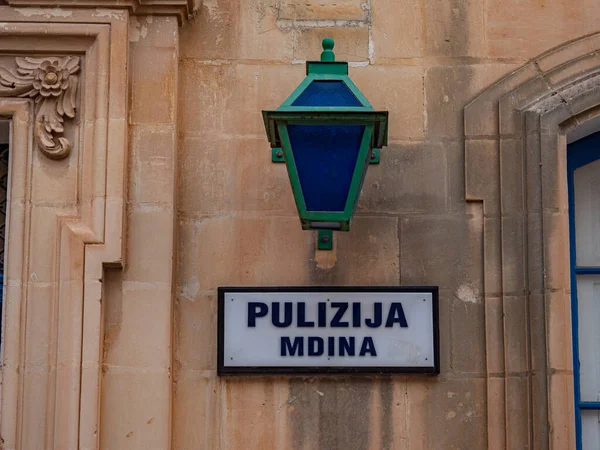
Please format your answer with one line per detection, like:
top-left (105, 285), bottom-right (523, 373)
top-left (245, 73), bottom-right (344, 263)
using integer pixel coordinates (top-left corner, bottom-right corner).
top-left (0, 143), bottom-right (8, 303)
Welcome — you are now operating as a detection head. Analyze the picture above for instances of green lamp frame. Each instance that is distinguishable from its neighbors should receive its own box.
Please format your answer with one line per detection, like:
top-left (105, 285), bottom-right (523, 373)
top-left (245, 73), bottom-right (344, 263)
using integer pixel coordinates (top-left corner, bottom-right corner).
top-left (262, 39), bottom-right (388, 233)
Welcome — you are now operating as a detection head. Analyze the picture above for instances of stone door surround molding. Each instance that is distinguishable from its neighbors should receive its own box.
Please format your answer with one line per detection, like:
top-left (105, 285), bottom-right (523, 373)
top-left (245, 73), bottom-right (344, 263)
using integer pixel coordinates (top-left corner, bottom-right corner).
top-left (464, 31), bottom-right (600, 450)
top-left (0, 8), bottom-right (128, 449)
top-left (0, 55), bottom-right (80, 160)
top-left (2, 0), bottom-right (199, 22)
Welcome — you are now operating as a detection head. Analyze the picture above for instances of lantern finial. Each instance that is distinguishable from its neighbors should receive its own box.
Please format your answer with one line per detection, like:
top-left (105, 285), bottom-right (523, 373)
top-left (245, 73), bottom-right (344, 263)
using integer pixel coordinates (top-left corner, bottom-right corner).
top-left (321, 38), bottom-right (335, 62)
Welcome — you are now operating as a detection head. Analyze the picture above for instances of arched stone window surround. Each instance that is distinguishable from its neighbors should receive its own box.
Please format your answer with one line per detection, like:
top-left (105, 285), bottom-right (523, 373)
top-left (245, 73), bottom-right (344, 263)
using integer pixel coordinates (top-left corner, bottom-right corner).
top-left (464, 32), bottom-right (600, 450)
top-left (0, 11), bottom-right (128, 449)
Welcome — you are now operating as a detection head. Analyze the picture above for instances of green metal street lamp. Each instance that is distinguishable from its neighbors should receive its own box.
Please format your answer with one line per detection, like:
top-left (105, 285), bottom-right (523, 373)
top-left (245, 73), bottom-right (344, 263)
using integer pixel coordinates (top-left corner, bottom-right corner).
top-left (262, 38), bottom-right (389, 238)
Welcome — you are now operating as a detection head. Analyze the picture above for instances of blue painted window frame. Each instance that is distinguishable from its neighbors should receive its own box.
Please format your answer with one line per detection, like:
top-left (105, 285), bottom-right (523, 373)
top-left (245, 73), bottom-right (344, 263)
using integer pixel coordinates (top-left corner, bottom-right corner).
top-left (567, 131), bottom-right (600, 449)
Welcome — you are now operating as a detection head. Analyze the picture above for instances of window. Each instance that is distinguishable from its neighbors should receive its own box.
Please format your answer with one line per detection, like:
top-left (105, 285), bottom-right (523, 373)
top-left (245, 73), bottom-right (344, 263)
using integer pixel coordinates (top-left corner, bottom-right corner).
top-left (568, 130), bottom-right (600, 449)
top-left (0, 120), bottom-right (7, 318)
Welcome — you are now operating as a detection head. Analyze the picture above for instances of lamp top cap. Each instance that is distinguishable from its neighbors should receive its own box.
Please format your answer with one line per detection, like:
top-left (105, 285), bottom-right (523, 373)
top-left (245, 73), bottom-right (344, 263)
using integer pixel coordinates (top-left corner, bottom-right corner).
top-left (321, 38), bottom-right (335, 62)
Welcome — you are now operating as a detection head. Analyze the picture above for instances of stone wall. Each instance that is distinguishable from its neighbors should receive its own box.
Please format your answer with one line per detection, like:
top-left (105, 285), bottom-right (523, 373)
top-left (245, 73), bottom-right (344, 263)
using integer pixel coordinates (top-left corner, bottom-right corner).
top-left (1, 0), bottom-right (599, 449)
top-left (171, 0), bottom-right (599, 449)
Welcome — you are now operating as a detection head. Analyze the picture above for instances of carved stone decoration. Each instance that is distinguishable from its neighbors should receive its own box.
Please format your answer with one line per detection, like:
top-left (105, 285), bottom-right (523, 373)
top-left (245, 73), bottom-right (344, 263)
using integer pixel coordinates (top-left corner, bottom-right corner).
top-left (0, 56), bottom-right (80, 160)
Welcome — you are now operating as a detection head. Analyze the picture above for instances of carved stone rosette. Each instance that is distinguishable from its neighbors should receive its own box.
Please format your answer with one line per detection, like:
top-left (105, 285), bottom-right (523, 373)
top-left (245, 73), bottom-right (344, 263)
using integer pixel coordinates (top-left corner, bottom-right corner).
top-left (0, 56), bottom-right (80, 160)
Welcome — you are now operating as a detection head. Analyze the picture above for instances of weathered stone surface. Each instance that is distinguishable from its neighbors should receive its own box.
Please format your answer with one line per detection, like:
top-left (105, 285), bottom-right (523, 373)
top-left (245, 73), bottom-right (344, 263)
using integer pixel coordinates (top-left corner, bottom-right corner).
top-left (172, 373), bottom-right (219, 450)
top-left (179, 61), bottom-right (304, 137)
top-left (424, 0), bottom-right (484, 57)
top-left (400, 215), bottom-right (482, 292)
top-left (312, 216), bottom-right (400, 285)
top-left (129, 46), bottom-right (177, 124)
top-left (352, 64), bottom-right (424, 140)
top-left (219, 378), bottom-right (285, 449)
top-left (371, 0), bottom-right (423, 59)
top-left (129, 124), bottom-right (176, 205)
top-left (295, 27), bottom-right (370, 62)
top-left (104, 283), bottom-right (172, 369)
top-left (177, 136), bottom-right (296, 217)
top-left (486, 0), bottom-right (600, 59)
top-left (189, 216), bottom-right (313, 291)
top-left (465, 139), bottom-right (500, 213)
top-left (288, 377), bottom-right (377, 450)
top-left (100, 370), bottom-right (171, 450)
top-left (358, 142), bottom-right (447, 214)
top-left (7, 0), bottom-right (593, 447)
top-left (174, 294), bottom-right (218, 371)
top-left (408, 378), bottom-right (487, 450)
top-left (449, 289), bottom-right (486, 375)
top-left (425, 64), bottom-right (520, 138)
top-left (124, 207), bottom-right (175, 284)
top-left (279, 0), bottom-right (368, 20)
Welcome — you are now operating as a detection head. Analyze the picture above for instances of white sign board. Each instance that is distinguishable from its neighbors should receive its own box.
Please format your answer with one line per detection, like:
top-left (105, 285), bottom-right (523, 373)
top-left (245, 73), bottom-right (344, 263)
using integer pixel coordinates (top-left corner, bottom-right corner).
top-left (218, 287), bottom-right (439, 375)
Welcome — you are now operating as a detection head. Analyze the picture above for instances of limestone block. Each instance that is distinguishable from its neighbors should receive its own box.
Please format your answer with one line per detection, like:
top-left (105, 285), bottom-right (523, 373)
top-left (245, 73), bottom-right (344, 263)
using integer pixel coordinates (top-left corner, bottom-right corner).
top-left (295, 27), bottom-right (369, 62)
top-left (279, 0), bottom-right (368, 20)
top-left (179, 61), bottom-right (304, 136)
top-left (180, 0), bottom-right (293, 61)
top-left (483, 218), bottom-right (502, 296)
top-left (505, 376), bottom-right (530, 448)
top-left (486, 377), bottom-right (507, 448)
top-left (536, 33), bottom-right (600, 73)
top-left (20, 370), bottom-right (49, 450)
top-left (129, 15), bottom-right (178, 48)
top-left (425, 64), bottom-right (520, 138)
top-left (546, 291), bottom-right (573, 372)
top-left (29, 206), bottom-right (63, 283)
top-left (180, 0), bottom-right (241, 60)
top-left (129, 124), bottom-right (176, 205)
top-left (312, 216), bottom-right (400, 285)
top-left (437, 291), bottom-right (451, 373)
top-left (31, 151), bottom-right (78, 203)
top-left (177, 136), bottom-right (296, 217)
top-left (400, 216), bottom-right (482, 292)
top-left (100, 370), bottom-right (171, 450)
top-left (371, 0), bottom-right (423, 59)
top-left (548, 373), bottom-right (576, 449)
top-left (530, 370), bottom-right (550, 448)
top-left (527, 213), bottom-right (544, 295)
top-left (219, 378), bottom-right (286, 449)
top-left (424, 0), bottom-right (484, 57)
top-left (540, 131), bottom-right (568, 212)
top-left (485, 296), bottom-right (505, 375)
top-left (407, 378), bottom-right (486, 450)
top-left (239, 0), bottom-right (294, 61)
top-left (503, 296), bottom-right (528, 374)
top-left (542, 211), bottom-right (570, 292)
top-left (103, 283), bottom-right (172, 369)
top-left (352, 65), bottom-right (424, 140)
top-left (501, 216), bottom-right (526, 295)
top-left (449, 289), bottom-right (486, 375)
top-left (500, 138), bottom-right (524, 214)
top-left (24, 283), bottom-right (53, 367)
top-left (465, 139), bottom-right (499, 214)
top-left (172, 373), bottom-right (219, 450)
top-left (358, 142), bottom-right (447, 214)
top-left (446, 142), bottom-right (467, 214)
top-left (486, 0), bottom-right (600, 59)
top-left (124, 208), bottom-right (175, 284)
top-left (191, 216), bottom-right (312, 291)
top-left (174, 294), bottom-right (217, 371)
top-left (288, 378), bottom-right (376, 450)
top-left (130, 46), bottom-right (176, 125)
top-left (525, 131), bottom-right (542, 213)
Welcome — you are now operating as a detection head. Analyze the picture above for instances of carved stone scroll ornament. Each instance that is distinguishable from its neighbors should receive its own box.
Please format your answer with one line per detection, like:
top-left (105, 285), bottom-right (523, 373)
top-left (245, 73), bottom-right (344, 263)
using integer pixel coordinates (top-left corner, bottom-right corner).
top-left (0, 56), bottom-right (80, 160)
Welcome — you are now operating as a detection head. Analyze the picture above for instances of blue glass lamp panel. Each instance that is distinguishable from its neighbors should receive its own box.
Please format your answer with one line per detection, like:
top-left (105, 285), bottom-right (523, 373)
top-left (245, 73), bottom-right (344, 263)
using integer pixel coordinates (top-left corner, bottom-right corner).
top-left (291, 81), bottom-right (362, 107)
top-left (287, 124), bottom-right (365, 212)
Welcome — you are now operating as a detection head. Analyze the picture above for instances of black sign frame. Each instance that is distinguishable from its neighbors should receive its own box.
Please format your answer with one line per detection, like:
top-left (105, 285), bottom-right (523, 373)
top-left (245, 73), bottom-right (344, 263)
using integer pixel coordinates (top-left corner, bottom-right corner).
top-left (217, 286), bottom-right (440, 376)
